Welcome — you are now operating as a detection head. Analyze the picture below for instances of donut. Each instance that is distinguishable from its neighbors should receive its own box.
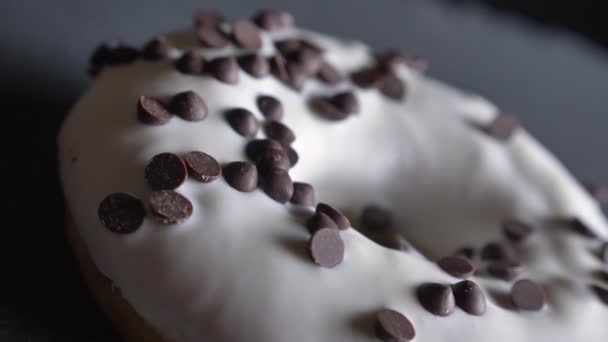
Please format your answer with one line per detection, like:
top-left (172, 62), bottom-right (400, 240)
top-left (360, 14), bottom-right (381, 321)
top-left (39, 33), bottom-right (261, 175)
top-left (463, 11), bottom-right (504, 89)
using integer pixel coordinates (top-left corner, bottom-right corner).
top-left (58, 8), bottom-right (608, 341)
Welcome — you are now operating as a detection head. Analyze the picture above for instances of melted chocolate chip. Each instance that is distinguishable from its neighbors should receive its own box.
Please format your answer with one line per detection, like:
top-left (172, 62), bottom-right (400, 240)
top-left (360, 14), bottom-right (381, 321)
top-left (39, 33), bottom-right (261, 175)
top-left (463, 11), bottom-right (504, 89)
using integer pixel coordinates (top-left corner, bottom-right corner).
top-left (141, 36), bottom-right (173, 60)
top-left (317, 62), bottom-right (342, 85)
top-left (487, 260), bottom-right (523, 282)
top-left (287, 146), bottom-right (299, 167)
top-left (361, 205), bottom-right (393, 231)
top-left (169, 90), bottom-right (208, 121)
top-left (183, 151), bottom-right (221, 183)
top-left (222, 161), bottom-right (258, 192)
top-left (98, 193), bottom-right (146, 234)
top-left (207, 56), bottom-right (239, 84)
top-left (307, 212), bottom-right (338, 234)
top-left (144, 153), bottom-right (188, 190)
top-left (290, 182), bottom-right (316, 206)
top-left (503, 219), bottom-right (535, 243)
top-left (197, 24), bottom-right (230, 48)
top-left (232, 19), bottom-right (262, 49)
top-left (379, 74), bottom-right (406, 100)
top-left (148, 190), bottom-right (193, 224)
top-left (374, 309), bottom-right (416, 341)
top-left (193, 8), bottom-right (225, 27)
top-left (260, 167), bottom-right (294, 203)
top-left (137, 96), bottom-right (172, 125)
top-left (174, 50), bottom-right (205, 75)
top-left (437, 256), bottom-right (476, 279)
top-left (417, 283), bottom-right (455, 317)
top-left (256, 95), bottom-right (283, 121)
top-left (309, 228), bottom-right (344, 268)
top-left (590, 285), bottom-right (608, 305)
top-left (245, 139), bottom-right (290, 171)
top-left (452, 280), bottom-right (486, 316)
top-left (310, 97), bottom-right (350, 121)
top-left (330, 92), bottom-right (359, 115)
top-left (264, 121), bottom-right (295, 146)
top-left (316, 203), bottom-right (350, 230)
top-left (511, 279), bottom-right (545, 311)
top-left (252, 9), bottom-right (294, 31)
top-left (238, 54), bottom-right (270, 78)
top-left (484, 114), bottom-right (520, 140)
top-left (226, 108), bottom-right (259, 138)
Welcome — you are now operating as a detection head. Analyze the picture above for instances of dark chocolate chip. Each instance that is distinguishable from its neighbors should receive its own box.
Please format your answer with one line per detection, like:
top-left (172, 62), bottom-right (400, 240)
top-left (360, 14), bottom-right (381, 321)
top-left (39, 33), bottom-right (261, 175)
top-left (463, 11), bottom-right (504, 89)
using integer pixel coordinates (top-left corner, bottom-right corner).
top-left (238, 54), bottom-right (270, 78)
top-left (207, 56), bottom-right (239, 84)
top-left (511, 279), bottom-right (545, 311)
top-left (285, 47), bottom-right (323, 75)
top-left (183, 151), bottom-right (221, 183)
top-left (222, 161), bottom-right (258, 192)
top-left (307, 212), bottom-right (339, 234)
top-left (89, 41), bottom-right (139, 76)
top-left (316, 203), bottom-right (350, 230)
top-left (454, 246), bottom-right (475, 260)
top-left (290, 182), bottom-right (315, 206)
top-left (570, 218), bottom-right (598, 238)
top-left (452, 280), bottom-right (486, 316)
top-left (374, 309), bottom-right (416, 341)
top-left (484, 114), bottom-right (520, 140)
top-left (417, 283), bottom-right (456, 317)
top-left (590, 285), bottom-right (608, 305)
top-left (275, 39), bottom-right (302, 55)
top-left (285, 62), bottom-right (308, 90)
top-left (144, 153), bottom-right (188, 190)
top-left (193, 8), bottom-right (225, 27)
top-left (379, 74), bottom-right (406, 100)
top-left (502, 219), bottom-right (535, 243)
top-left (226, 108), bottom-right (259, 138)
top-left (487, 261), bottom-right (523, 281)
top-left (287, 146), bottom-right (299, 168)
top-left (260, 167), bottom-right (294, 203)
top-left (98, 193), bottom-right (146, 234)
top-left (582, 181), bottom-right (608, 204)
top-left (169, 90), bottom-right (208, 121)
top-left (264, 121), bottom-right (295, 146)
top-left (245, 139), bottom-right (290, 171)
top-left (481, 242), bottom-right (519, 263)
top-left (309, 228), bottom-right (344, 268)
top-left (269, 54), bottom-right (290, 84)
top-left (317, 62), bottom-right (342, 85)
top-left (309, 97), bottom-right (350, 121)
top-left (137, 96), bottom-right (172, 125)
top-left (252, 9), bottom-right (294, 31)
top-left (437, 256), bottom-right (476, 279)
top-left (361, 205), bottom-right (393, 231)
top-left (351, 68), bottom-right (385, 88)
top-left (141, 36), bottom-right (173, 60)
top-left (601, 242), bottom-right (608, 264)
top-left (379, 234), bottom-right (412, 252)
top-left (174, 51), bottom-right (205, 75)
top-left (232, 19), bottom-right (262, 49)
top-left (197, 24), bottom-right (230, 48)
top-left (148, 190), bottom-right (193, 224)
top-left (330, 92), bottom-right (359, 114)
top-left (257, 95), bottom-right (284, 121)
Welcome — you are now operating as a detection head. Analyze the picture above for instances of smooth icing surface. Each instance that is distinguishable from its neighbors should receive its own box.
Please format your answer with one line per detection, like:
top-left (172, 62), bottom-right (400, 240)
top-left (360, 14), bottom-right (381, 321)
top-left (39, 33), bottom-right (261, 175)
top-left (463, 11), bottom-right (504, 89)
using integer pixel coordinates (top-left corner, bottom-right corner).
top-left (59, 27), bottom-right (608, 341)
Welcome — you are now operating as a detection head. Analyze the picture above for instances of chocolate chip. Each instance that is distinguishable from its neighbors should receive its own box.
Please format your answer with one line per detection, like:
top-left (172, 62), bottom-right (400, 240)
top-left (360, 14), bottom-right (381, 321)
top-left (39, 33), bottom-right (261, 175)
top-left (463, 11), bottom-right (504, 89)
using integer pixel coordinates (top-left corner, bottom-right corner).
top-left (174, 51), bottom-right (205, 75)
top-left (226, 108), bottom-right (259, 138)
top-left (291, 182), bottom-right (315, 206)
top-left (582, 181), bottom-right (608, 204)
top-left (197, 24), bottom-right (230, 48)
top-left (264, 121), bottom-right (295, 146)
top-left (275, 39), bottom-right (302, 55)
top-left (145, 153), bottom-right (188, 190)
top-left (590, 285), bottom-right (608, 305)
top-left (141, 36), bottom-right (173, 60)
top-left (287, 146), bottom-right (299, 167)
top-left (269, 54), bottom-right (290, 84)
top-left (376, 50), bottom-right (410, 70)
top-left (193, 8), bottom-right (225, 27)
top-left (259, 167), bottom-right (294, 203)
top-left (454, 246), bottom-right (475, 260)
top-left (511, 279), bottom-right (545, 311)
top-left (351, 68), bottom-right (385, 88)
top-left (316, 203), bottom-right (350, 230)
top-left (231, 19), bottom-right (262, 49)
top-left (285, 47), bottom-right (323, 75)
top-left (252, 9), bottom-right (294, 31)
top-left (307, 212), bottom-right (339, 234)
top-left (379, 74), bottom-right (406, 100)
top-left (570, 218), bottom-right (598, 238)
top-left (484, 114), bottom-right (520, 140)
top-left (98, 193), bottom-right (146, 234)
top-left (137, 96), bottom-right (172, 125)
top-left (257, 95), bottom-right (283, 121)
top-left (361, 205), bottom-right (393, 231)
top-left (207, 56), bottom-right (239, 84)
top-left (310, 97), bottom-right (350, 121)
top-left (330, 92), bottom-right (359, 114)
top-left (417, 283), bottom-right (455, 317)
top-left (89, 41), bottom-right (139, 76)
top-left (285, 62), bottom-right (308, 90)
top-left (452, 280), bottom-right (486, 316)
top-left (502, 219), bottom-right (535, 243)
top-left (487, 261), bottom-right (523, 281)
top-left (183, 151), bottom-right (221, 183)
top-left (317, 62), bottom-right (342, 85)
top-left (437, 256), bottom-right (476, 279)
top-left (222, 161), bottom-right (258, 192)
top-left (481, 242), bottom-right (519, 263)
top-left (380, 234), bottom-right (412, 252)
top-left (374, 309), bottom-right (416, 341)
top-left (309, 228), bottom-right (344, 268)
top-left (245, 139), bottom-right (290, 171)
top-left (169, 90), bottom-right (208, 121)
top-left (148, 190), bottom-right (193, 224)
top-left (238, 54), bottom-right (270, 78)
top-left (601, 242), bottom-right (608, 264)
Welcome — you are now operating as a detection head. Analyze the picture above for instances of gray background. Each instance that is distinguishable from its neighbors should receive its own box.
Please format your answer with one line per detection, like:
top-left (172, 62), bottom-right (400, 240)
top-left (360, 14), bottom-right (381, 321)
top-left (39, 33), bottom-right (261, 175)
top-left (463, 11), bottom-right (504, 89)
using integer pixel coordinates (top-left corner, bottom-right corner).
top-left (0, 0), bottom-right (606, 341)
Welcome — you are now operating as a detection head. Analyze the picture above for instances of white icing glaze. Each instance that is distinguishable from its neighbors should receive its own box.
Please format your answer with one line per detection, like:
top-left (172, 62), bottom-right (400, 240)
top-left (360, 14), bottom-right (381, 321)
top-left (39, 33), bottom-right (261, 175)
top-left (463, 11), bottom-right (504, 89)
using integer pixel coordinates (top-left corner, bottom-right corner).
top-left (58, 27), bottom-right (608, 341)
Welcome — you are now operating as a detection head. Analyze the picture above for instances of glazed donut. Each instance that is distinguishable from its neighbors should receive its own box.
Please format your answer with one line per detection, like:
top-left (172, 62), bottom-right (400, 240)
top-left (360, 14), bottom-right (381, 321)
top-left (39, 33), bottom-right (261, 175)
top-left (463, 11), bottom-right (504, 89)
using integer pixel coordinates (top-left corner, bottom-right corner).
top-left (58, 8), bottom-right (608, 342)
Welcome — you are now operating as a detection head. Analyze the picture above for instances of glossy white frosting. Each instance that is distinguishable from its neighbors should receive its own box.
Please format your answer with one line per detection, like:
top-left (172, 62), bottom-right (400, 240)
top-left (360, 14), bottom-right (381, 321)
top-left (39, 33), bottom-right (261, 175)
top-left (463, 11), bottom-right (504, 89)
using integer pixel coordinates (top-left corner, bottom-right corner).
top-left (58, 27), bottom-right (608, 341)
